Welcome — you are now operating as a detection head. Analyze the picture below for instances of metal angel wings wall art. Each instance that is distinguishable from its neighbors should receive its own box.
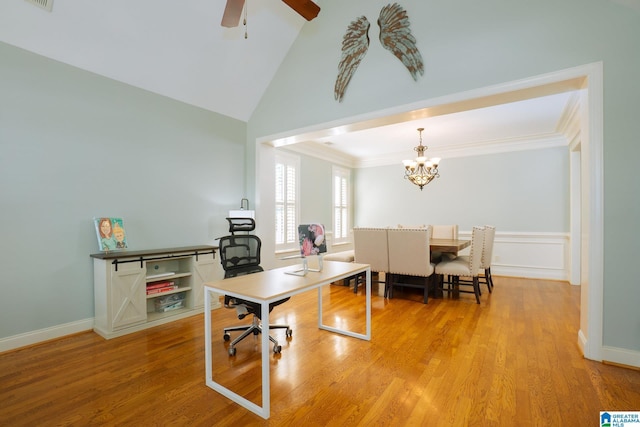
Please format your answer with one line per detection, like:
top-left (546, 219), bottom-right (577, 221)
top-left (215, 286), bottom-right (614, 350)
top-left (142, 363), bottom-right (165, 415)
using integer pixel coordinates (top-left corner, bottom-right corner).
top-left (334, 3), bottom-right (424, 102)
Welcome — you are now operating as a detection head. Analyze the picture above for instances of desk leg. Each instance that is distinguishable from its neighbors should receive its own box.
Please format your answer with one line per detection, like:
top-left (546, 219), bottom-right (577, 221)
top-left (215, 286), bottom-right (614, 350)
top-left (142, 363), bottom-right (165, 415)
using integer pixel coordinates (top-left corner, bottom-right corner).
top-left (318, 268), bottom-right (371, 341)
top-left (261, 300), bottom-right (271, 419)
top-left (205, 288), bottom-right (212, 385)
top-left (366, 268), bottom-right (371, 340)
top-left (204, 288), bottom-right (270, 419)
top-left (317, 286), bottom-right (323, 330)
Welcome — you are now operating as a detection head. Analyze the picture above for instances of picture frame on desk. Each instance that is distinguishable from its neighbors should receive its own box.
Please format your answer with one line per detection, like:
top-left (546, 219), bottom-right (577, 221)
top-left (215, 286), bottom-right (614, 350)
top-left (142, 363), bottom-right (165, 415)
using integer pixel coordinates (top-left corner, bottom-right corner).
top-left (298, 223), bottom-right (326, 256)
top-left (285, 223), bottom-right (326, 276)
top-left (94, 217), bottom-right (128, 251)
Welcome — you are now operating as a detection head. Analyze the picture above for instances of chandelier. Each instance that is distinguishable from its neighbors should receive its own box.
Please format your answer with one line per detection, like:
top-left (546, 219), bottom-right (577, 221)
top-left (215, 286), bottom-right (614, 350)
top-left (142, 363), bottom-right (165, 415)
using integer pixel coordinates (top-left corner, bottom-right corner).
top-left (402, 127), bottom-right (441, 190)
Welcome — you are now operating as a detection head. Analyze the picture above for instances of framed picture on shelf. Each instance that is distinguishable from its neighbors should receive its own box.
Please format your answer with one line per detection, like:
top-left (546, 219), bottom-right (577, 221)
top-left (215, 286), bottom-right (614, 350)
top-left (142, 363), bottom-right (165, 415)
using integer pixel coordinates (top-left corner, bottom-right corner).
top-left (94, 217), bottom-right (128, 251)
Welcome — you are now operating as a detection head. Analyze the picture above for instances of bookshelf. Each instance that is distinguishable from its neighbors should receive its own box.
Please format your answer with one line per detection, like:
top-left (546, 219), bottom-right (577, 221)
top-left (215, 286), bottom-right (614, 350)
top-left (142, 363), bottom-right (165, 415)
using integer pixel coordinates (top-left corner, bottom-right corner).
top-left (91, 245), bottom-right (221, 339)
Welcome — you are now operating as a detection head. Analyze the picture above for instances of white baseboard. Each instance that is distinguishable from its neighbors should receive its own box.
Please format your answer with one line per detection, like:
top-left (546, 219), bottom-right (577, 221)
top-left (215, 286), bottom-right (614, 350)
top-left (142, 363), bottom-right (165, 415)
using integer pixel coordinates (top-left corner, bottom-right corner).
top-left (576, 323), bottom-right (638, 369)
top-left (602, 345), bottom-right (640, 369)
top-left (492, 265), bottom-right (567, 281)
top-left (0, 318), bottom-right (94, 353)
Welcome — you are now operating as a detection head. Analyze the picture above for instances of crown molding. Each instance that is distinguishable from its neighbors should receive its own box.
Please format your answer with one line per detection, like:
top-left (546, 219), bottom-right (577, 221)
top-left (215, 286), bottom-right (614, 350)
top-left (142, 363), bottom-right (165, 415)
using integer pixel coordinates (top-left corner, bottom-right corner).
top-left (356, 132), bottom-right (569, 168)
top-left (280, 141), bottom-right (358, 168)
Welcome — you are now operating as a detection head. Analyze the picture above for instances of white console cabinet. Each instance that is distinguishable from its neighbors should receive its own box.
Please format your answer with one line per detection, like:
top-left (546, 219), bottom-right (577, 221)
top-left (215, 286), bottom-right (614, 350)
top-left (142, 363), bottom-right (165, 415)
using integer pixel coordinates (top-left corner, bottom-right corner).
top-left (91, 245), bottom-right (221, 339)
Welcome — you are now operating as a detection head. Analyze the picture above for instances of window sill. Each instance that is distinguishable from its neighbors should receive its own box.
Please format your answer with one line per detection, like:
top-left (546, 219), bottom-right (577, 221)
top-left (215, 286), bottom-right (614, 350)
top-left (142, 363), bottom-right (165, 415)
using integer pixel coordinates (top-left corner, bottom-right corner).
top-left (275, 248), bottom-right (301, 256)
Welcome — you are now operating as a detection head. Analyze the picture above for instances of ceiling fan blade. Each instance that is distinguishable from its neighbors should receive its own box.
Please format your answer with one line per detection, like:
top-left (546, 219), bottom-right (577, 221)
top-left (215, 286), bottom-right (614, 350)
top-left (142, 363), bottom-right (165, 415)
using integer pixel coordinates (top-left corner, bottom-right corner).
top-left (221, 0), bottom-right (246, 28)
top-left (281, 0), bottom-right (321, 21)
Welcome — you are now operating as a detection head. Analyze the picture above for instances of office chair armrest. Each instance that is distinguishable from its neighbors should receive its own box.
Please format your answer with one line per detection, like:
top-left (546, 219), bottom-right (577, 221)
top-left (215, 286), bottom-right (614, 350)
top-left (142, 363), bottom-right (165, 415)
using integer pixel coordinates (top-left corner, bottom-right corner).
top-left (224, 295), bottom-right (250, 319)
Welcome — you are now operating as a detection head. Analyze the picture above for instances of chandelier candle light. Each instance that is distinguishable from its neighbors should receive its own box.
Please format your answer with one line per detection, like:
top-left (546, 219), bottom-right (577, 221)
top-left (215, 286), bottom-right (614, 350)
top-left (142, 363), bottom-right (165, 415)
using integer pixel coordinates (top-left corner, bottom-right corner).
top-left (403, 128), bottom-right (441, 190)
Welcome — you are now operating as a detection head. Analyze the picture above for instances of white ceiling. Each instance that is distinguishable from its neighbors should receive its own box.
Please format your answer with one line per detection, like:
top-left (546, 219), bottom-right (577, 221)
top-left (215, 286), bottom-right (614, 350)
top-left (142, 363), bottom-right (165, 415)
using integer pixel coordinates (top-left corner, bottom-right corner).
top-left (0, 0), bottom-right (305, 122)
top-left (1, 0), bottom-right (580, 166)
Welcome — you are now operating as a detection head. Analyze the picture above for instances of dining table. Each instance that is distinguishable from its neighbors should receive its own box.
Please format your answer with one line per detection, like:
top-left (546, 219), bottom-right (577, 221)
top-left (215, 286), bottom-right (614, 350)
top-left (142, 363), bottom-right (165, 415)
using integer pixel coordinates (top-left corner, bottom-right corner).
top-left (430, 238), bottom-right (471, 254)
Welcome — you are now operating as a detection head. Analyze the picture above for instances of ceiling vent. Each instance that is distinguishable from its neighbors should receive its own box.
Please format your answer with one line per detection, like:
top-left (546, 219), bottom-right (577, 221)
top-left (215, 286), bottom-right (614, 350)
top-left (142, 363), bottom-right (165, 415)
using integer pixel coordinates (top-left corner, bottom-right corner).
top-left (24, 0), bottom-right (53, 12)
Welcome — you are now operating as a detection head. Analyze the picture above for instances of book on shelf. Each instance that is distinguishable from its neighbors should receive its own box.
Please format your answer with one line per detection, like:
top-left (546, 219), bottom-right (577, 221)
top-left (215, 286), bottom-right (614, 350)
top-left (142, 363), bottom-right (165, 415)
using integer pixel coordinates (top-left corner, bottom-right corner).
top-left (146, 285), bottom-right (179, 295)
top-left (146, 281), bottom-right (175, 290)
top-left (146, 272), bottom-right (175, 280)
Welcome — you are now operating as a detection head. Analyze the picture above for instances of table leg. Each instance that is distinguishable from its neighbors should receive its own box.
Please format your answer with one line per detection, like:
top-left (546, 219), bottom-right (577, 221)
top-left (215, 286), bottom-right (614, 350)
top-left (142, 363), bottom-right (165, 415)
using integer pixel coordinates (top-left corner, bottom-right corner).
top-left (261, 300), bottom-right (270, 419)
top-left (318, 267), bottom-right (371, 341)
top-left (205, 288), bottom-right (212, 385)
top-left (204, 287), bottom-right (271, 419)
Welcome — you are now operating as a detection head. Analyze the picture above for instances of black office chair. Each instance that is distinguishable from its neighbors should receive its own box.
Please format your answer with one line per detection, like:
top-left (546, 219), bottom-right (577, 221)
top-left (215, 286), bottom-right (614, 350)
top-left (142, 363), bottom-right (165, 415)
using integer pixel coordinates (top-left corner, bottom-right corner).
top-left (219, 219), bottom-right (292, 356)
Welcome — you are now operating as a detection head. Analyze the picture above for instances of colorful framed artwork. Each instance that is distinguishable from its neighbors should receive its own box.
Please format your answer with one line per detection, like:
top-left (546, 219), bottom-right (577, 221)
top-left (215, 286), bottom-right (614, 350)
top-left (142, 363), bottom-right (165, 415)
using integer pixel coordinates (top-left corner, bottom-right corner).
top-left (94, 217), bottom-right (128, 251)
top-left (298, 223), bottom-right (326, 256)
top-left (285, 223), bottom-right (327, 276)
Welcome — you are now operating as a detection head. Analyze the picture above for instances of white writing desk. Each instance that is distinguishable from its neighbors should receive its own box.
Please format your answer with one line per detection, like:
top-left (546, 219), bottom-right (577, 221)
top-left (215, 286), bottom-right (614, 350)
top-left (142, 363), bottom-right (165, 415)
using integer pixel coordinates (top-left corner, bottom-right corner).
top-left (204, 260), bottom-right (371, 419)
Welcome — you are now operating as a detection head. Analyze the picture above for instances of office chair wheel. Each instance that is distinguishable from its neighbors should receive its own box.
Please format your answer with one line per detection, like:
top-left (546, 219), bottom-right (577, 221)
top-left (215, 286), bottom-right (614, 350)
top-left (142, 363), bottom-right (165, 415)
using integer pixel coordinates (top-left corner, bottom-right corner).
top-left (223, 333), bottom-right (231, 341)
top-left (228, 347), bottom-right (237, 356)
top-left (253, 329), bottom-right (260, 336)
top-left (286, 328), bottom-right (293, 337)
top-left (273, 345), bottom-right (282, 354)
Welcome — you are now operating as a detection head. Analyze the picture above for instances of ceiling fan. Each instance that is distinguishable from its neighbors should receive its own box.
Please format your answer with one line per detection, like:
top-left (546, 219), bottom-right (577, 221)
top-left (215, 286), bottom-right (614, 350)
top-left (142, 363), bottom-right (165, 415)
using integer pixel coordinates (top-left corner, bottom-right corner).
top-left (221, 0), bottom-right (320, 28)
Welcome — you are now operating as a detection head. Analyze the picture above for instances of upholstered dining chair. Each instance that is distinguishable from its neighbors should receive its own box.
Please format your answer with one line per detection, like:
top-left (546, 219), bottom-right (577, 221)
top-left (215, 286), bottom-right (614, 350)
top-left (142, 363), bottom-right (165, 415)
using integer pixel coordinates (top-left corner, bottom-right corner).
top-left (353, 227), bottom-right (389, 295)
top-left (386, 226), bottom-right (435, 304)
top-left (479, 225), bottom-right (496, 291)
top-left (443, 226), bottom-right (495, 295)
top-left (432, 224), bottom-right (459, 239)
top-left (435, 226), bottom-right (486, 304)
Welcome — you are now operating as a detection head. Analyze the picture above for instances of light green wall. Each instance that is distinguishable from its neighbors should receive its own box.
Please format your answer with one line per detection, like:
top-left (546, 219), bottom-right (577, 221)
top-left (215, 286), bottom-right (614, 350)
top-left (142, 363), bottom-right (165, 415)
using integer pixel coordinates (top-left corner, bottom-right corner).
top-left (248, 0), bottom-right (640, 353)
top-left (354, 147), bottom-right (569, 230)
top-left (299, 153), bottom-right (333, 226)
top-left (0, 42), bottom-right (246, 338)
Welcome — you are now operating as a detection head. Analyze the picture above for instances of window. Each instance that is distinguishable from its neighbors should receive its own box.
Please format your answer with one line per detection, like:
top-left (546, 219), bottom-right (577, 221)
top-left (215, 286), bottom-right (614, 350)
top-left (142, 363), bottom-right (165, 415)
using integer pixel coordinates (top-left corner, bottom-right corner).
top-left (275, 152), bottom-right (300, 251)
top-left (332, 166), bottom-right (350, 245)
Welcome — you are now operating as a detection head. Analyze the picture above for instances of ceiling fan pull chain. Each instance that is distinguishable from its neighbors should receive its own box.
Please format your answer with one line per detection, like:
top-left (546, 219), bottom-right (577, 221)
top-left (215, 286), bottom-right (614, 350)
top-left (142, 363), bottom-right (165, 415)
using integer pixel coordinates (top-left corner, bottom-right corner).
top-left (243, 0), bottom-right (248, 39)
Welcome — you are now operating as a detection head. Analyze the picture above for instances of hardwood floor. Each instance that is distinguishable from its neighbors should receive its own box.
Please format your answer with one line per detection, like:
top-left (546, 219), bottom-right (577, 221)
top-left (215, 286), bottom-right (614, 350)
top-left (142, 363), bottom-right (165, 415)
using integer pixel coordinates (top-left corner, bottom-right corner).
top-left (2, 277), bottom-right (639, 426)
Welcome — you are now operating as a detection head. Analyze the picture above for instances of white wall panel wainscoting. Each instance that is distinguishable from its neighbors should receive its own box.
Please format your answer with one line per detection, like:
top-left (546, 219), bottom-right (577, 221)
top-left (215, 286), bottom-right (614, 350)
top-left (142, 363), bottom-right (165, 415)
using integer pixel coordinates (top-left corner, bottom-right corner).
top-left (458, 231), bottom-right (570, 282)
